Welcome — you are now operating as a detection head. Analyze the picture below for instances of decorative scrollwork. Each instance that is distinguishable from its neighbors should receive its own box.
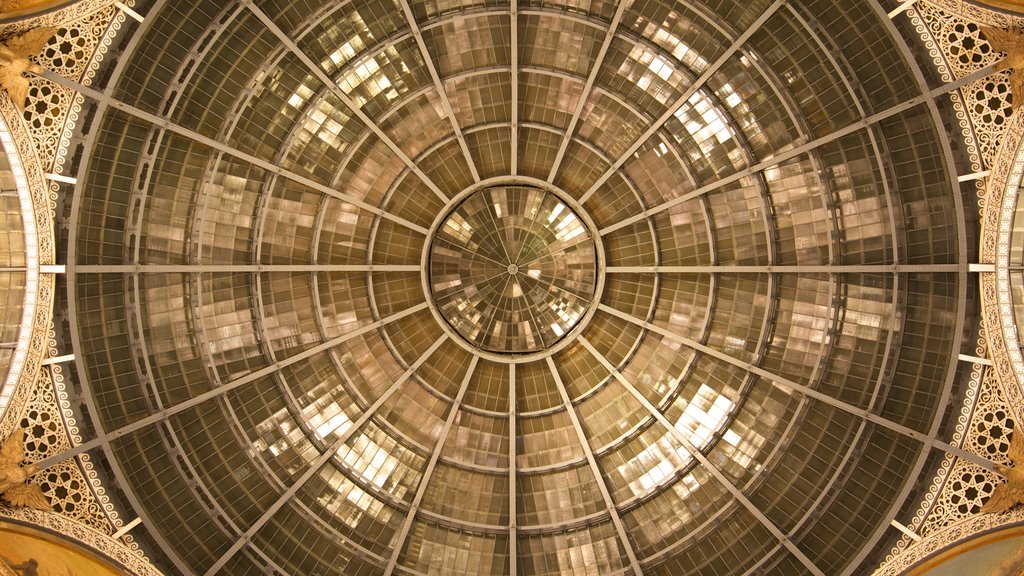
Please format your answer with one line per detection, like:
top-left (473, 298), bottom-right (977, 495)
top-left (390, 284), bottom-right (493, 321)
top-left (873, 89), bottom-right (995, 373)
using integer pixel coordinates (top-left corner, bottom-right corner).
top-left (0, 80), bottom-right (55, 449)
top-left (18, 3), bottom-right (122, 172)
top-left (981, 86), bottom-right (1024, 417)
top-left (0, 1), bottom-right (149, 570)
top-left (0, 506), bottom-right (165, 576)
top-left (11, 368), bottom-right (105, 531)
top-left (878, 507), bottom-right (1024, 576)
top-left (0, 0), bottom-right (129, 37)
top-left (881, 368), bottom-right (1022, 572)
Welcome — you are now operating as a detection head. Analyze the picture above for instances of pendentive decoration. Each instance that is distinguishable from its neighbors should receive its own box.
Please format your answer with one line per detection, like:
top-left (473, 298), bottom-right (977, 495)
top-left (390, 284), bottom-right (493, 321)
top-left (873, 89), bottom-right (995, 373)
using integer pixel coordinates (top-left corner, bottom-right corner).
top-left (980, 26), bottom-right (1024, 112)
top-left (0, 27), bottom-right (54, 112)
top-left (982, 427), bottom-right (1024, 514)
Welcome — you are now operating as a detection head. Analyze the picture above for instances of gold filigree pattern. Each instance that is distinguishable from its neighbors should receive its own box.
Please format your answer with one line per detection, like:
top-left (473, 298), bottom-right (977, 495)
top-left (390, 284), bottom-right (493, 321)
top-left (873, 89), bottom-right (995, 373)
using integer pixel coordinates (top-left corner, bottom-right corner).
top-left (21, 3), bottom-right (124, 172)
top-left (981, 100), bottom-right (1024, 416)
top-left (0, 79), bottom-right (55, 446)
top-left (0, 1), bottom-right (151, 571)
top-left (9, 367), bottom-right (105, 530)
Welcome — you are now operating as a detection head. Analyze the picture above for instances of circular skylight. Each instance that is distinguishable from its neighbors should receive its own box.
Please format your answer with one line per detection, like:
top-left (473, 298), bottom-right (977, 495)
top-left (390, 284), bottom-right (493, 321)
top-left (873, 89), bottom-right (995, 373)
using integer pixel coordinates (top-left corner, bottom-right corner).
top-left (428, 184), bottom-right (598, 355)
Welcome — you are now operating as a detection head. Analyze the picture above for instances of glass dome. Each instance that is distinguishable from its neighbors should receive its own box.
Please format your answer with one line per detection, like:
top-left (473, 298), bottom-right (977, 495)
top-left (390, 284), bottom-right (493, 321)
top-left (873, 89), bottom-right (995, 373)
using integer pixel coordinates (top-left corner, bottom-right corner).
top-left (62, 0), bottom-right (971, 574)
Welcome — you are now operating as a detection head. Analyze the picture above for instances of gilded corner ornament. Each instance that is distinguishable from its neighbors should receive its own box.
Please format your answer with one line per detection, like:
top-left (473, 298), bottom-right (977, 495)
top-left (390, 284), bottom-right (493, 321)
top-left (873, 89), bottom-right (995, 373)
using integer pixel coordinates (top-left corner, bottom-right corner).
top-left (0, 27), bottom-right (54, 112)
top-left (982, 426), bottom-right (1024, 514)
top-left (981, 26), bottom-right (1024, 112)
top-left (0, 428), bottom-right (48, 511)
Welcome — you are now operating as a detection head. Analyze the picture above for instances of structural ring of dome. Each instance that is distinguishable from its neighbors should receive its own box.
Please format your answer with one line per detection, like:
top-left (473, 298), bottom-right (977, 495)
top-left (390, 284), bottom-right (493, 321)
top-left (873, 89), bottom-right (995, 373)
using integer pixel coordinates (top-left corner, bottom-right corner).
top-left (423, 178), bottom-right (604, 361)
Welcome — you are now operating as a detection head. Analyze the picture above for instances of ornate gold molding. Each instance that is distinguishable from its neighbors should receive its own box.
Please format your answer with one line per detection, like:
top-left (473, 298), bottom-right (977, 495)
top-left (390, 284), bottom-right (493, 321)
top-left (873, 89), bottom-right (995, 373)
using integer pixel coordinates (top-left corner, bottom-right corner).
top-left (0, 3), bottom-right (156, 574)
top-left (0, 79), bottom-right (55, 442)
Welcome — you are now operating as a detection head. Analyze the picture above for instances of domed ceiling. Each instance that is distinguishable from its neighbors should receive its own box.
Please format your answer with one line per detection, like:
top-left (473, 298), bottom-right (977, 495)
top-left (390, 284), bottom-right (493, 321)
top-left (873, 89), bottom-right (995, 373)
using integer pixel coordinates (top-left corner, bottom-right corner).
top-left (63, 0), bottom-right (973, 574)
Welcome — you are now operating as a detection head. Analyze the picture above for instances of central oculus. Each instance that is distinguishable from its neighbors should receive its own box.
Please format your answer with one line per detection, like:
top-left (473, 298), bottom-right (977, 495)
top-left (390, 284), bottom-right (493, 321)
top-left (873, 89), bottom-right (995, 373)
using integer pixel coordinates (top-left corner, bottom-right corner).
top-left (428, 185), bottom-right (598, 354)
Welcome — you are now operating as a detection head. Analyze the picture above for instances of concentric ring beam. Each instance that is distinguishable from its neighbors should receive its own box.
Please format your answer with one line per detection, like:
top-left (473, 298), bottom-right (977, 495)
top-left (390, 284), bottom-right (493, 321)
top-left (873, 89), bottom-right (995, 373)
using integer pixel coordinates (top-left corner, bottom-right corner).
top-left (116, 235), bottom-right (248, 563)
top-left (241, 0), bottom-right (451, 203)
top-left (383, 356), bottom-right (481, 575)
top-left (546, 356), bottom-right (645, 575)
top-left (38, 70), bottom-right (430, 237)
top-left (61, 3), bottom-right (197, 573)
top-left (71, 264), bottom-right (422, 273)
top-left (599, 65), bottom-right (996, 236)
top-left (35, 302), bottom-right (430, 469)
top-left (606, 265), bottom-right (960, 273)
top-left (203, 334), bottom-right (450, 576)
top-left (397, 0), bottom-right (481, 182)
top-left (596, 303), bottom-right (996, 470)
top-left (578, 0), bottom-right (786, 205)
top-left (839, 2), bottom-right (969, 573)
top-left (546, 0), bottom-right (630, 183)
top-left (578, 337), bottom-right (826, 576)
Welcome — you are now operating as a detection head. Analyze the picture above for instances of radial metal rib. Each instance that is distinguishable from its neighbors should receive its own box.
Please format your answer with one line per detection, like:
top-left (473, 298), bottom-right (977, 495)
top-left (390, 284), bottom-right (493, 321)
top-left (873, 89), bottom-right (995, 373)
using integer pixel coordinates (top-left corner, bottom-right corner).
top-left (546, 356), bottom-right (645, 575)
top-left (546, 0), bottom-right (630, 183)
top-left (397, 0), bottom-right (482, 182)
top-left (383, 355), bottom-right (480, 575)
top-left (578, 336), bottom-right (826, 576)
top-left (242, 0), bottom-right (451, 203)
top-left (578, 0), bottom-right (787, 205)
top-left (36, 302), bottom-right (431, 469)
top-left (203, 334), bottom-right (448, 576)
top-left (598, 65), bottom-right (995, 236)
top-left (39, 70), bottom-right (430, 236)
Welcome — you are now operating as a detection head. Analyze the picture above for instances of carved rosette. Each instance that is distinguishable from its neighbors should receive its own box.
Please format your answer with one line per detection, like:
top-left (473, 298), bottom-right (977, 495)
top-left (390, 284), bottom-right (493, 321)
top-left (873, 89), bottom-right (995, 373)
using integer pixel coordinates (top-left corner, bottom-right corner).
top-left (907, 0), bottom-right (1022, 208)
top-left (874, 359), bottom-right (1022, 573)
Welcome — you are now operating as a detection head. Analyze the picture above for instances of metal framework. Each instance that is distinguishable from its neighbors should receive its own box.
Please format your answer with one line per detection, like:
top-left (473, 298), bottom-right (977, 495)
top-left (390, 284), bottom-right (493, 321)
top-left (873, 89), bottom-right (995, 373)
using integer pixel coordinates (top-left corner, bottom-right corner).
top-left (598, 66), bottom-right (995, 236)
top-left (41, 0), bottom-right (992, 573)
top-left (546, 356), bottom-right (645, 575)
top-left (397, 0), bottom-right (482, 183)
top-left (382, 356), bottom-right (481, 575)
top-left (37, 302), bottom-right (430, 468)
top-left (204, 335), bottom-right (450, 575)
top-left (579, 336), bottom-right (827, 576)
top-left (577, 0), bottom-right (786, 205)
top-left (545, 0), bottom-right (630, 183)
